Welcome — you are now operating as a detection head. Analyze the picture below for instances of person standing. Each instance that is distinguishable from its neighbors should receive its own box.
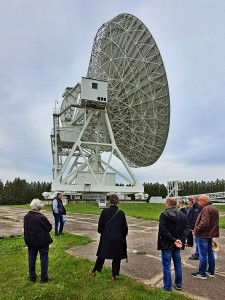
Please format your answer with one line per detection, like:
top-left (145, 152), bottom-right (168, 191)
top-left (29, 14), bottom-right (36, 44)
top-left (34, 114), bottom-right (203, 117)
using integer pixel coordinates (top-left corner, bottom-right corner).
top-left (186, 197), bottom-right (194, 246)
top-left (90, 194), bottom-right (128, 280)
top-left (191, 194), bottom-right (219, 279)
top-left (158, 197), bottom-right (189, 291)
top-left (52, 192), bottom-right (66, 236)
top-left (177, 199), bottom-right (187, 215)
top-left (187, 196), bottom-right (201, 256)
top-left (24, 199), bottom-right (53, 283)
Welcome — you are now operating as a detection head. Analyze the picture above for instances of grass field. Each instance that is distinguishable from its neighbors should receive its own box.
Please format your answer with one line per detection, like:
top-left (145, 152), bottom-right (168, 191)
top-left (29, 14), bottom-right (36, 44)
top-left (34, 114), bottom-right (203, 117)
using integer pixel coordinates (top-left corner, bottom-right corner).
top-left (2, 203), bottom-right (224, 299)
top-left (8, 203), bottom-right (166, 221)
top-left (8, 202), bottom-right (225, 227)
top-left (0, 233), bottom-right (192, 300)
top-left (66, 202), bottom-right (225, 228)
top-left (62, 202), bottom-right (166, 221)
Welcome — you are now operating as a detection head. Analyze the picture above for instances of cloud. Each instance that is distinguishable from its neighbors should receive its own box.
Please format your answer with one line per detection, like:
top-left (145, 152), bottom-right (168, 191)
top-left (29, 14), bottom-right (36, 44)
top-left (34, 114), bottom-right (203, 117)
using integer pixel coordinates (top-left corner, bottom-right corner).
top-left (0, 0), bottom-right (225, 190)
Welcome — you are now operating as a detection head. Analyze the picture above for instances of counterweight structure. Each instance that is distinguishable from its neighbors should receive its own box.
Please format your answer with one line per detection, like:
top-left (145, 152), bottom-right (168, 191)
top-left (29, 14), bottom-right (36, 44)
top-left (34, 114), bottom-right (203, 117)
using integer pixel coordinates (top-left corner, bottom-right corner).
top-left (51, 78), bottom-right (143, 194)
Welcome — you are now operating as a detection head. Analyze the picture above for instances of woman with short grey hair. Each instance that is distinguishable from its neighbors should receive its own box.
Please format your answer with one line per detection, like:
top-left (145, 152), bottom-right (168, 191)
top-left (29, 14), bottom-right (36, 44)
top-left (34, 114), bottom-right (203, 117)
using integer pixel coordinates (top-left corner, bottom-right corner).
top-left (24, 199), bottom-right (53, 283)
top-left (30, 199), bottom-right (44, 211)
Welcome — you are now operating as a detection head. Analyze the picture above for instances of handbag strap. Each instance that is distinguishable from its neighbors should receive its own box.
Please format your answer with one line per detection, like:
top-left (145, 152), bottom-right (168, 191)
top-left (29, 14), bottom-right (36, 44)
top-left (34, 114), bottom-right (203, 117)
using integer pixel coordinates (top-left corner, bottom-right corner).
top-left (106, 209), bottom-right (120, 225)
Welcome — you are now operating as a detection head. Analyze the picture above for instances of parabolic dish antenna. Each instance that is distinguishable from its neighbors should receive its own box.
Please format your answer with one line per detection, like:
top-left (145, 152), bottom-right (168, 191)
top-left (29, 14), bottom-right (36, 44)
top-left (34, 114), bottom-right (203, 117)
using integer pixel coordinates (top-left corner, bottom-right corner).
top-left (50, 13), bottom-right (170, 197)
top-left (87, 13), bottom-right (170, 167)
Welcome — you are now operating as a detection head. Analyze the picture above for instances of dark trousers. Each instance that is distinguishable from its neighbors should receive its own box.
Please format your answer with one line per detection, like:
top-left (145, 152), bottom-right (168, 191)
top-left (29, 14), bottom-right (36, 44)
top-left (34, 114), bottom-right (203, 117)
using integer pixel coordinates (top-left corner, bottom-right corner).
top-left (28, 245), bottom-right (49, 281)
top-left (53, 213), bottom-right (64, 236)
top-left (92, 256), bottom-right (121, 276)
top-left (187, 230), bottom-right (194, 246)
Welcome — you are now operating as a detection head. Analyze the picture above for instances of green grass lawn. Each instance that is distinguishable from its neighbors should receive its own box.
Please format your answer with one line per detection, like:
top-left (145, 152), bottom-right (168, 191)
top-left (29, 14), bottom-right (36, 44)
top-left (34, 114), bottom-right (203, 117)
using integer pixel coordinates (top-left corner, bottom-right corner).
top-left (213, 205), bottom-right (225, 212)
top-left (54, 202), bottom-right (165, 221)
top-left (64, 202), bottom-right (225, 228)
top-left (6, 203), bottom-right (225, 227)
top-left (219, 216), bottom-right (225, 228)
top-left (15, 202), bottom-right (164, 221)
top-left (120, 203), bottom-right (165, 221)
top-left (0, 233), bottom-right (192, 300)
top-left (49, 202), bottom-right (225, 225)
top-left (1, 203), bottom-right (224, 299)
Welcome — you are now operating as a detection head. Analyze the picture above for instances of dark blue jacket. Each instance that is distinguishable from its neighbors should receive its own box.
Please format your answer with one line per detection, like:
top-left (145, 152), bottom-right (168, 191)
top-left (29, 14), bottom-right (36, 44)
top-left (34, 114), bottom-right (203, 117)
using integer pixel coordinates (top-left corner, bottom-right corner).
top-left (52, 197), bottom-right (65, 215)
top-left (157, 207), bottom-right (189, 250)
top-left (180, 207), bottom-right (187, 215)
top-left (187, 203), bottom-right (201, 230)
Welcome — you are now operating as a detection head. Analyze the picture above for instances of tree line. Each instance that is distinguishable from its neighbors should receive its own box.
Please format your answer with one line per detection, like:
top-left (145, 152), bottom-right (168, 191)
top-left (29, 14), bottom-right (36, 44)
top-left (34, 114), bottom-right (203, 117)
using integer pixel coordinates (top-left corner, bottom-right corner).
top-left (0, 177), bottom-right (225, 205)
top-left (143, 179), bottom-right (225, 199)
top-left (0, 178), bottom-right (51, 205)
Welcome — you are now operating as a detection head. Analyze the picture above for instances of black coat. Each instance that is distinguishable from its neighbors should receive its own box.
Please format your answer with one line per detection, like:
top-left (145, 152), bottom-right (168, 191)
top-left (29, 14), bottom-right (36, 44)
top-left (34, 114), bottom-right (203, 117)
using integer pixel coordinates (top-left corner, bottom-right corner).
top-left (187, 203), bottom-right (201, 230)
top-left (24, 211), bottom-right (53, 249)
top-left (96, 205), bottom-right (128, 260)
top-left (157, 207), bottom-right (189, 250)
top-left (179, 207), bottom-right (187, 215)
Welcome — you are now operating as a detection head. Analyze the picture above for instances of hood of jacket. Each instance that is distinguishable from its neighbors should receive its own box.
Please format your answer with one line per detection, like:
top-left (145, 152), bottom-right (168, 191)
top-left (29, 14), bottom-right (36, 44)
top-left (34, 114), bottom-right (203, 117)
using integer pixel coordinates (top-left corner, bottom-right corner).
top-left (163, 207), bottom-right (180, 219)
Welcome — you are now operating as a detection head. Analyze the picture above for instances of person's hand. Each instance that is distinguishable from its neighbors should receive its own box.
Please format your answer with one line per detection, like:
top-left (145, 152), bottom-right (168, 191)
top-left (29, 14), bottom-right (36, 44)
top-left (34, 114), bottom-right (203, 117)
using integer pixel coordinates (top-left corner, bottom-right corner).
top-left (174, 239), bottom-right (182, 248)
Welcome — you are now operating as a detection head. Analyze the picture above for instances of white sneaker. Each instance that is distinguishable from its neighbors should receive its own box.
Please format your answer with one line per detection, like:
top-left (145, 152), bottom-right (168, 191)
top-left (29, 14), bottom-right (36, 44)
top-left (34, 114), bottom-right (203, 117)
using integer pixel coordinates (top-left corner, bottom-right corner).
top-left (206, 272), bottom-right (215, 277)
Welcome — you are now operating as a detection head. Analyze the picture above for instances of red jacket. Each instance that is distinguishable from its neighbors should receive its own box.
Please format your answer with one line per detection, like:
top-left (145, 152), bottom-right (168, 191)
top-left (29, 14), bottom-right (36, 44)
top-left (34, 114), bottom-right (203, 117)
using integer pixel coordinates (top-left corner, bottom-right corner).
top-left (194, 203), bottom-right (219, 238)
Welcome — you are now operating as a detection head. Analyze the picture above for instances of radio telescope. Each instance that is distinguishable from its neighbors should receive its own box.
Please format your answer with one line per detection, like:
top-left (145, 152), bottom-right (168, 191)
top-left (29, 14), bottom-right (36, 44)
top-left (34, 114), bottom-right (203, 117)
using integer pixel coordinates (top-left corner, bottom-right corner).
top-left (50, 13), bottom-right (170, 197)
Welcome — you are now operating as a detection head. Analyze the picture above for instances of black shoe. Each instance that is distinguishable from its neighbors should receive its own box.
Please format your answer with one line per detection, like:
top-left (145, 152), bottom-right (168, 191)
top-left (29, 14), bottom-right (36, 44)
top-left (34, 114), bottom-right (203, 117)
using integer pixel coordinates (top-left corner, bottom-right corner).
top-left (189, 255), bottom-right (199, 260)
top-left (191, 272), bottom-right (206, 279)
top-left (173, 284), bottom-right (182, 290)
top-left (90, 270), bottom-right (96, 277)
top-left (29, 277), bottom-right (37, 283)
top-left (112, 275), bottom-right (118, 281)
top-left (206, 272), bottom-right (215, 277)
top-left (40, 278), bottom-right (49, 284)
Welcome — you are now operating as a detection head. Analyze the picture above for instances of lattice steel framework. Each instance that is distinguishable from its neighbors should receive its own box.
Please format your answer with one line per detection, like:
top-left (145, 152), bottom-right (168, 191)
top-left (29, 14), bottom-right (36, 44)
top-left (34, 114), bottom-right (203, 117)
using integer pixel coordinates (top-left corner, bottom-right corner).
top-left (48, 13), bottom-right (170, 196)
top-left (87, 13), bottom-right (170, 167)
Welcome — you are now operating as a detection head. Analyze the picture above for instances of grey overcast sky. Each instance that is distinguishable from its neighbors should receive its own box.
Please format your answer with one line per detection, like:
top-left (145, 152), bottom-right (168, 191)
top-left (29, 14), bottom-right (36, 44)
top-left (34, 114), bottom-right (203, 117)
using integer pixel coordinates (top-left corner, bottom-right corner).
top-left (0, 0), bottom-right (225, 185)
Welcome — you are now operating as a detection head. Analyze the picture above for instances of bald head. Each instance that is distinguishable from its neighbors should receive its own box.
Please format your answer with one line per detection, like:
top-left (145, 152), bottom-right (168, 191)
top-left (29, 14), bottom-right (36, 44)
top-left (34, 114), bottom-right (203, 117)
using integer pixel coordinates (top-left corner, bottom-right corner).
top-left (198, 194), bottom-right (210, 207)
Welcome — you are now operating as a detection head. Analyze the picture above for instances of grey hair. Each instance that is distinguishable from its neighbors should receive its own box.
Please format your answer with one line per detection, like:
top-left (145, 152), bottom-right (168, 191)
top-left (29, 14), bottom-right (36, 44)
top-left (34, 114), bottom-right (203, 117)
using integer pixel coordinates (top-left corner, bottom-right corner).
top-left (30, 199), bottom-right (44, 211)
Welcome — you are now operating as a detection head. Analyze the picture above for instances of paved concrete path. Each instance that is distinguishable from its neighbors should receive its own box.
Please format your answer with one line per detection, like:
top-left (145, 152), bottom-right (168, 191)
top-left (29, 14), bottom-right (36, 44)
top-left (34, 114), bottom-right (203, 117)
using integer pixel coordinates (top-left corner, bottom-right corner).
top-left (1, 206), bottom-right (225, 300)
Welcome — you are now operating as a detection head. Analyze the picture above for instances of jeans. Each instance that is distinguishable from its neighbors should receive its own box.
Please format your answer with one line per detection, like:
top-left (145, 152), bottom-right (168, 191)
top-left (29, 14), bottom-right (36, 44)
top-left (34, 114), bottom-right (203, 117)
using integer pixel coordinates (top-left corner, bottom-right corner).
top-left (194, 237), bottom-right (199, 257)
top-left (161, 249), bottom-right (182, 291)
top-left (198, 238), bottom-right (215, 275)
top-left (28, 245), bottom-right (49, 281)
top-left (92, 256), bottom-right (121, 277)
top-left (53, 213), bottom-right (64, 236)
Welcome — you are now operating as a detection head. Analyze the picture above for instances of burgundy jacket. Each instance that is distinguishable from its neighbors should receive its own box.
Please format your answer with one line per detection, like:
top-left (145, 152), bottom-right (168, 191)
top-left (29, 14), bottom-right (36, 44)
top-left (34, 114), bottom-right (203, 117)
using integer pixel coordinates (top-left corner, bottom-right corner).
top-left (194, 202), bottom-right (219, 238)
